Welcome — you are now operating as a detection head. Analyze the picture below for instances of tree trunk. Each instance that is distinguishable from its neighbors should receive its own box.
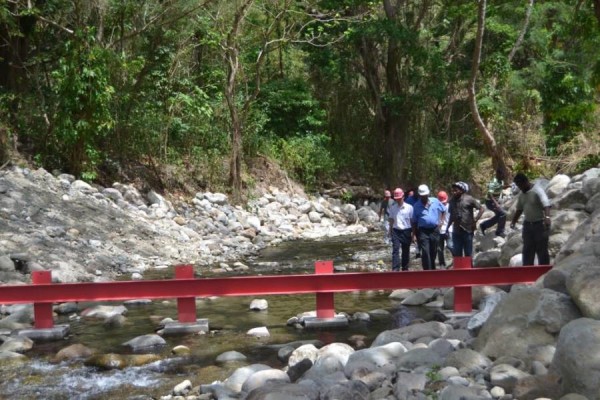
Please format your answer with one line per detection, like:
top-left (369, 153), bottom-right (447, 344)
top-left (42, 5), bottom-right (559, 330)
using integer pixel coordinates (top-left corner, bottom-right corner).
top-left (358, 2), bottom-right (412, 188)
top-left (468, 0), bottom-right (510, 179)
top-left (593, 0), bottom-right (600, 25)
top-left (225, 47), bottom-right (243, 198)
top-left (0, 127), bottom-right (8, 165)
top-left (224, 0), bottom-right (254, 201)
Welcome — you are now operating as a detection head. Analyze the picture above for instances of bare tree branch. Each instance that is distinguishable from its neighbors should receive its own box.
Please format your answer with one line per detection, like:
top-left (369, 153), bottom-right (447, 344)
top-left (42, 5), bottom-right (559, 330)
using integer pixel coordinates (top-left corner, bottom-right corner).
top-left (468, 0), bottom-right (510, 176)
top-left (508, 0), bottom-right (534, 63)
top-left (110, 0), bottom-right (216, 48)
top-left (37, 15), bottom-right (74, 35)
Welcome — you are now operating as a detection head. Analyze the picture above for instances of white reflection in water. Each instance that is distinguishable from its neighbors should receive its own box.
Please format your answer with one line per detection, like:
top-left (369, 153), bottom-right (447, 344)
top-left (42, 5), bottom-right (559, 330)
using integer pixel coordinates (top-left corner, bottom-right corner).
top-left (5, 360), bottom-right (162, 399)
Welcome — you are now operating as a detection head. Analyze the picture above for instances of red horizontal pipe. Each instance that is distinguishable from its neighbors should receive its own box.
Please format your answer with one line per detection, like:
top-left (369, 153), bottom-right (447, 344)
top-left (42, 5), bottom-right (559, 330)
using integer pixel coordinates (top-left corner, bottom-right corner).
top-left (0, 266), bottom-right (551, 305)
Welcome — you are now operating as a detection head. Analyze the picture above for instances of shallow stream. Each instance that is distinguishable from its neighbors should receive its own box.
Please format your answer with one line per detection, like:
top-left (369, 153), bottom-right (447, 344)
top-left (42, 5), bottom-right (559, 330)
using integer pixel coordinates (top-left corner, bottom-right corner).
top-left (1, 232), bottom-right (434, 399)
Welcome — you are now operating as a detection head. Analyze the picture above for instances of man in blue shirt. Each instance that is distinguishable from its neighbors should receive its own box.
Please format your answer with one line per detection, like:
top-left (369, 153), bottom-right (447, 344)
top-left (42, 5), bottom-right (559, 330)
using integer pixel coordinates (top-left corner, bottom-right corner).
top-left (411, 184), bottom-right (446, 270)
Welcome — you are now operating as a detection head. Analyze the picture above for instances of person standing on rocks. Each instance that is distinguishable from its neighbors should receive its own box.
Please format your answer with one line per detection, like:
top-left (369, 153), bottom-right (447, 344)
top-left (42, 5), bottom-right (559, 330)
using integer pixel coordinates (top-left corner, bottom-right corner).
top-left (510, 172), bottom-right (551, 265)
top-left (388, 188), bottom-right (413, 271)
top-left (379, 189), bottom-right (394, 245)
top-left (411, 184), bottom-right (446, 270)
top-left (480, 168), bottom-right (507, 237)
top-left (436, 190), bottom-right (452, 268)
top-left (405, 187), bottom-right (422, 259)
top-left (448, 181), bottom-right (484, 258)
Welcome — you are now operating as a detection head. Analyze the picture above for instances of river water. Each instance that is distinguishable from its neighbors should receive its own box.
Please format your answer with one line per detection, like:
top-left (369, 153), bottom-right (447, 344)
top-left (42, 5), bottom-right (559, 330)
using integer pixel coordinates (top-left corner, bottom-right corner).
top-left (1, 232), bottom-right (435, 399)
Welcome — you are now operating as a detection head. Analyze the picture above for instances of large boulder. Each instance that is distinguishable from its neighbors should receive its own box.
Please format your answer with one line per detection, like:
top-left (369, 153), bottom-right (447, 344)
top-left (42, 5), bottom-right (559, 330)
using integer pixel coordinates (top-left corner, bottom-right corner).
top-left (554, 216), bottom-right (594, 264)
top-left (551, 188), bottom-right (589, 211)
top-left (344, 342), bottom-right (407, 377)
top-left (444, 348), bottom-right (492, 373)
top-left (443, 286), bottom-right (505, 310)
top-left (546, 174), bottom-right (571, 198)
top-left (548, 210), bottom-right (589, 257)
top-left (498, 231), bottom-right (523, 266)
top-left (554, 225), bottom-right (600, 282)
top-left (472, 249), bottom-right (501, 267)
top-left (301, 343), bottom-right (354, 380)
top-left (371, 321), bottom-right (451, 347)
top-left (467, 291), bottom-right (508, 335)
top-left (246, 382), bottom-right (320, 400)
top-left (473, 287), bottom-right (581, 361)
top-left (566, 263), bottom-right (600, 319)
top-left (552, 318), bottom-right (600, 399)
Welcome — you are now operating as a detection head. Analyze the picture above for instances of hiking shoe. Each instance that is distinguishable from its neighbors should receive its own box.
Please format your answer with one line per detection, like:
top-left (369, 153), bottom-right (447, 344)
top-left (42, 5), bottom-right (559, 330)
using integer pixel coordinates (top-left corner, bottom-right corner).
top-left (480, 225), bottom-right (486, 235)
top-left (496, 232), bottom-right (506, 238)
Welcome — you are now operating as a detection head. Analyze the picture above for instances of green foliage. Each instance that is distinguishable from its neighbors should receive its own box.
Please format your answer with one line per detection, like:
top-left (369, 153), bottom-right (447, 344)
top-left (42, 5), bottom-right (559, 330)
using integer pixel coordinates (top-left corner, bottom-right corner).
top-left (576, 154), bottom-right (600, 173)
top-left (257, 78), bottom-right (327, 138)
top-left (540, 65), bottom-right (596, 154)
top-left (49, 28), bottom-right (115, 178)
top-left (426, 365), bottom-right (443, 382)
top-left (420, 137), bottom-right (481, 189)
top-left (341, 190), bottom-right (353, 203)
top-left (1, 0), bottom-right (599, 195)
top-left (272, 134), bottom-right (335, 189)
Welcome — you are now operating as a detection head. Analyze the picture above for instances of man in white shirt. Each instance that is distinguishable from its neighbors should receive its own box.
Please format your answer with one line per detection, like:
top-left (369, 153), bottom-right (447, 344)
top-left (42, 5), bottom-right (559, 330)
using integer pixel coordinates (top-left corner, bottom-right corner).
top-left (388, 188), bottom-right (414, 271)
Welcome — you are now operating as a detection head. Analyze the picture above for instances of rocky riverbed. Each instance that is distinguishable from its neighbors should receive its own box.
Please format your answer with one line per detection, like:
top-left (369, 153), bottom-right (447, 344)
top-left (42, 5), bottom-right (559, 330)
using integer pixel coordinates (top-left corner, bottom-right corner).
top-left (2, 165), bottom-right (600, 400)
top-left (0, 166), bottom-right (377, 284)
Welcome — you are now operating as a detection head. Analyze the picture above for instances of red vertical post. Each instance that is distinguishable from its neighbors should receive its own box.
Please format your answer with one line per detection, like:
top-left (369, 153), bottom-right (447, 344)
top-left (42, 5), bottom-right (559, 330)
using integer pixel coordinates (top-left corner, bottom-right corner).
top-left (32, 271), bottom-right (54, 329)
top-left (175, 265), bottom-right (197, 323)
top-left (315, 260), bottom-right (335, 319)
top-left (453, 256), bottom-right (473, 312)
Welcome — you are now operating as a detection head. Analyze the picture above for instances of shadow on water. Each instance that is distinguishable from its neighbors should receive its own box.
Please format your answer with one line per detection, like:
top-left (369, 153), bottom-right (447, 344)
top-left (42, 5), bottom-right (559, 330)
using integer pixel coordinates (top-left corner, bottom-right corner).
top-left (1, 232), bottom-right (437, 399)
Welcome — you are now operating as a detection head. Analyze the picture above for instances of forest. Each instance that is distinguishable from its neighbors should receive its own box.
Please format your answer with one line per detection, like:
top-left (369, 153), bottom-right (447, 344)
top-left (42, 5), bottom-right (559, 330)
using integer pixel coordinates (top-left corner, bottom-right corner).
top-left (1, 0), bottom-right (599, 200)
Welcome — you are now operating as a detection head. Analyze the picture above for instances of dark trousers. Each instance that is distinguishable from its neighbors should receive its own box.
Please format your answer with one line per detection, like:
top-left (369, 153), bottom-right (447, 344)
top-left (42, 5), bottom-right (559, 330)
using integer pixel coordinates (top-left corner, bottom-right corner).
top-left (522, 221), bottom-right (550, 265)
top-left (418, 227), bottom-right (439, 270)
top-left (391, 228), bottom-right (411, 271)
top-left (452, 228), bottom-right (474, 257)
top-left (481, 198), bottom-right (506, 235)
top-left (437, 233), bottom-right (453, 268)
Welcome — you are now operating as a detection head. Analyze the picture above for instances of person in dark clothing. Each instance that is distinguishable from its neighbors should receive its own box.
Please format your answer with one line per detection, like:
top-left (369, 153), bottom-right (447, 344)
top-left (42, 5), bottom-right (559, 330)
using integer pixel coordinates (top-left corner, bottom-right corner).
top-left (480, 168), bottom-right (507, 237)
top-left (510, 173), bottom-right (551, 266)
top-left (448, 181), bottom-right (484, 258)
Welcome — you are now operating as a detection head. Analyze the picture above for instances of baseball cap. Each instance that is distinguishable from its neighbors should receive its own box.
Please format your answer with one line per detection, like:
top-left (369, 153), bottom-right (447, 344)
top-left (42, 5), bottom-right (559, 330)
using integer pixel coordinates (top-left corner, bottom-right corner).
top-left (418, 184), bottom-right (430, 196)
top-left (437, 190), bottom-right (448, 202)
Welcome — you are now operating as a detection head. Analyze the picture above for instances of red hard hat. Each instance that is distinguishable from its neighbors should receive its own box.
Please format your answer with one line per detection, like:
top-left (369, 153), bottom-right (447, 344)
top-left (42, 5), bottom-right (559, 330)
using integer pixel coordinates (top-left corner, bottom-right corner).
top-left (437, 190), bottom-right (448, 202)
top-left (384, 190), bottom-right (391, 197)
top-left (393, 188), bottom-right (404, 199)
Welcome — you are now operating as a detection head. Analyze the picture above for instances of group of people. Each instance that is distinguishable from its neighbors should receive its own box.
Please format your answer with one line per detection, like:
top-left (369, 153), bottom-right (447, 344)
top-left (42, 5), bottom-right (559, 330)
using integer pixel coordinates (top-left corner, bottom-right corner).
top-left (379, 171), bottom-right (551, 271)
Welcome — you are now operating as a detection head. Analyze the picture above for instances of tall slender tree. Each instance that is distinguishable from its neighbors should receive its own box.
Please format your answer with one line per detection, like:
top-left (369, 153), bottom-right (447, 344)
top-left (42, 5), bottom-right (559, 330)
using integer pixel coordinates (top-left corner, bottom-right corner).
top-left (468, 0), bottom-right (511, 178)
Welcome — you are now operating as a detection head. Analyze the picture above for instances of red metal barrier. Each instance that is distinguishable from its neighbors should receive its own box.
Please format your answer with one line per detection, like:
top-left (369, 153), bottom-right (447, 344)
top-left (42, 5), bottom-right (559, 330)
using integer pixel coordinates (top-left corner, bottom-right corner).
top-left (0, 258), bottom-right (551, 329)
top-left (453, 257), bottom-right (473, 313)
top-left (315, 260), bottom-right (335, 318)
top-left (32, 271), bottom-right (53, 329)
top-left (175, 265), bottom-right (196, 323)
